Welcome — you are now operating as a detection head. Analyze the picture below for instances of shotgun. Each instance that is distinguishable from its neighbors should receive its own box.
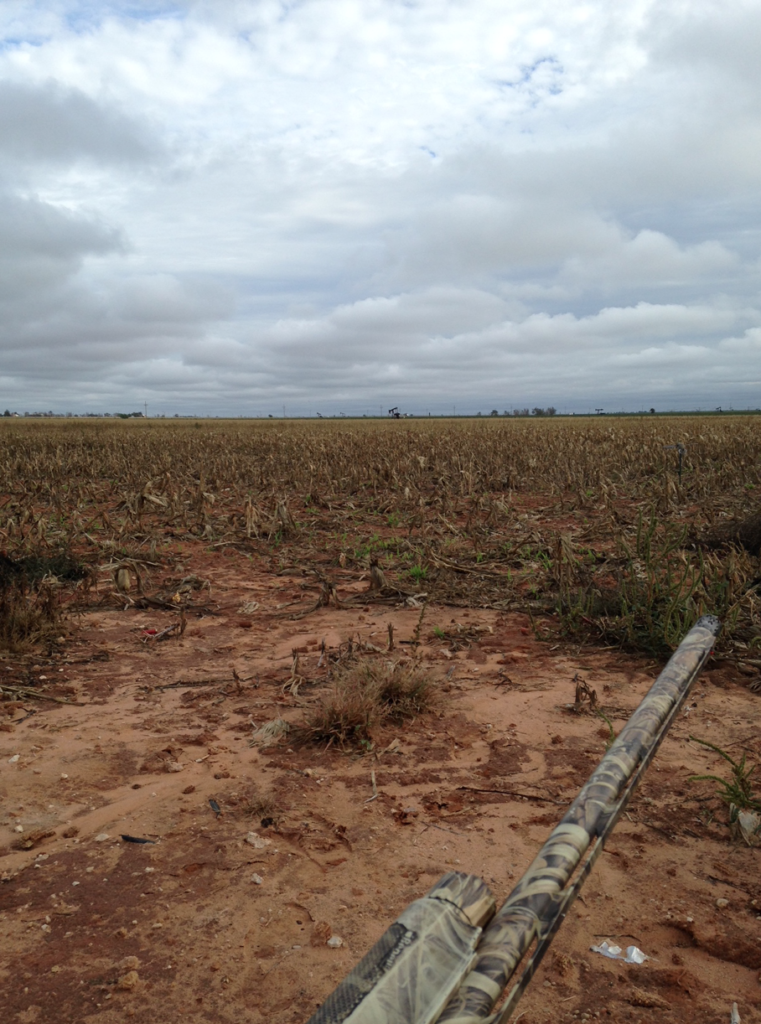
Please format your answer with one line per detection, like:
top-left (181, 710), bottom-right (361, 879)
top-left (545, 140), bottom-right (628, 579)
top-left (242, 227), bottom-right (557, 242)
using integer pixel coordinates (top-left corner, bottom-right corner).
top-left (305, 614), bottom-right (720, 1024)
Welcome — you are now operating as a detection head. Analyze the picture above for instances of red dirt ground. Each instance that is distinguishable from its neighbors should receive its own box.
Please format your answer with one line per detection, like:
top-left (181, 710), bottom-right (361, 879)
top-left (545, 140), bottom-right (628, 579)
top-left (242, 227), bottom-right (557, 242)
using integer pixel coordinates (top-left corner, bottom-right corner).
top-left (1, 543), bottom-right (760, 1024)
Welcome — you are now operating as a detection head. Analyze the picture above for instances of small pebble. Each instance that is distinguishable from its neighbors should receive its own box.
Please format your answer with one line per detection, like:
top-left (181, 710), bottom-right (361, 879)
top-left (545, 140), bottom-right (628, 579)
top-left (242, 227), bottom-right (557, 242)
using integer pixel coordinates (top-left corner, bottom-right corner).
top-left (716, 898), bottom-right (729, 909)
top-left (327, 935), bottom-right (343, 948)
top-left (251, 873), bottom-right (263, 885)
top-left (94, 833), bottom-right (110, 843)
top-left (8, 754), bottom-right (19, 764)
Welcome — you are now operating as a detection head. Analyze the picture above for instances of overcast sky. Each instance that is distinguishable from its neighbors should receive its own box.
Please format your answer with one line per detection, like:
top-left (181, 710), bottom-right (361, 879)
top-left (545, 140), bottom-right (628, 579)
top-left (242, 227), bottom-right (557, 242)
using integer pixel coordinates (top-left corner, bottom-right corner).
top-left (1, 0), bottom-right (759, 416)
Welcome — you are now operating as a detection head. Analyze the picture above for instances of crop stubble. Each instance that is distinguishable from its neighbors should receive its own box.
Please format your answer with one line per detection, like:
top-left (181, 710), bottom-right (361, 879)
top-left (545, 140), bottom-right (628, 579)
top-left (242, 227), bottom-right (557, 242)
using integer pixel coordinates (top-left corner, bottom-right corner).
top-left (0, 414), bottom-right (759, 656)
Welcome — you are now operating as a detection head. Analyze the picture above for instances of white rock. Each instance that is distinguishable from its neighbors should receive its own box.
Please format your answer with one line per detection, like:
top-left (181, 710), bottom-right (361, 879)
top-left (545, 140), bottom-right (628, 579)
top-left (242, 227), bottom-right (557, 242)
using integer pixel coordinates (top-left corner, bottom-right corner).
top-left (738, 809), bottom-right (761, 847)
top-left (327, 935), bottom-right (344, 948)
top-left (245, 831), bottom-right (271, 849)
top-left (8, 754), bottom-right (19, 764)
top-left (94, 833), bottom-right (110, 843)
top-left (14, 824), bottom-right (23, 833)
top-left (251, 873), bottom-right (263, 884)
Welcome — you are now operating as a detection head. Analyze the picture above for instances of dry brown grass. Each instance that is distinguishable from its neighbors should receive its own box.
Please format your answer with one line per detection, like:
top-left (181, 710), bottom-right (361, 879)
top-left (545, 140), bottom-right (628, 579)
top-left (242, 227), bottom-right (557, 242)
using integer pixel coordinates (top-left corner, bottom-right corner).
top-left (0, 581), bottom-right (61, 652)
top-left (239, 783), bottom-right (277, 822)
top-left (0, 551), bottom-right (88, 651)
top-left (299, 659), bottom-right (436, 749)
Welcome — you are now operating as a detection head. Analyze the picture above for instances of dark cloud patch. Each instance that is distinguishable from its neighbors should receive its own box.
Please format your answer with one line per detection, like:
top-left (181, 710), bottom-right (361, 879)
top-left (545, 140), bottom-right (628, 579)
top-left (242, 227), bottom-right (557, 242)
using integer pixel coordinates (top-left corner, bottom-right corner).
top-left (0, 190), bottom-right (124, 309)
top-left (0, 269), bottom-right (233, 361)
top-left (0, 79), bottom-right (158, 165)
top-left (0, 191), bottom-right (121, 261)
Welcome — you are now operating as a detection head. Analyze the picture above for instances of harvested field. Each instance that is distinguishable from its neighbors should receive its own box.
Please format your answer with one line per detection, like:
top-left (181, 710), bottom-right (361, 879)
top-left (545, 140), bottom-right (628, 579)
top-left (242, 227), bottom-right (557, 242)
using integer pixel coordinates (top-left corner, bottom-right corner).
top-left (0, 416), bottom-right (759, 1024)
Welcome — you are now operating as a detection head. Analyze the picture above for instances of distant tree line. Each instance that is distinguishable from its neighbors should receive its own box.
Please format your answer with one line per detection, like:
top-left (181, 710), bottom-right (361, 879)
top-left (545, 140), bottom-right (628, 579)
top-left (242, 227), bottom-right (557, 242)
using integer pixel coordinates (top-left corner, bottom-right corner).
top-left (489, 407), bottom-right (557, 417)
top-left (1, 410), bottom-right (147, 419)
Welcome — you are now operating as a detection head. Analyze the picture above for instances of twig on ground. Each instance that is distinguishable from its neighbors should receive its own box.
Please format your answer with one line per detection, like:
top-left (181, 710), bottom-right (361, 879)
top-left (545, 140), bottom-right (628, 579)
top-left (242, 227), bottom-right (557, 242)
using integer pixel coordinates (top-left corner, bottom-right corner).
top-left (365, 769), bottom-right (378, 803)
top-left (0, 684), bottom-right (83, 705)
top-left (457, 785), bottom-right (566, 804)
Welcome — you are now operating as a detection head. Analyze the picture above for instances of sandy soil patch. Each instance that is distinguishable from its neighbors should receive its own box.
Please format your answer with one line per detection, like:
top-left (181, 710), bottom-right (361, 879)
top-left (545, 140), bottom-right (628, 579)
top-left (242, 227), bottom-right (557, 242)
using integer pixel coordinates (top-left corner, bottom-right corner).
top-left (1, 545), bottom-right (759, 1024)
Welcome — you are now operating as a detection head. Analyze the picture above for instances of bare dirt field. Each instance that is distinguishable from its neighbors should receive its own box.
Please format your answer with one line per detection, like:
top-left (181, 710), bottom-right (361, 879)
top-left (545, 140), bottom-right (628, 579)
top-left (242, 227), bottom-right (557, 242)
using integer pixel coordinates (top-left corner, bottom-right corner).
top-left (0, 416), bottom-right (760, 1023)
top-left (1, 541), bottom-right (759, 1024)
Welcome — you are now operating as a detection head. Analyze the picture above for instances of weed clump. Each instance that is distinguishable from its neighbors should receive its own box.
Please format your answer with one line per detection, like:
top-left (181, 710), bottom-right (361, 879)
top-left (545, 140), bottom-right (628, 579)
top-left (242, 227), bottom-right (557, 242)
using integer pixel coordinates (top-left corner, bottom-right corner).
top-left (690, 735), bottom-right (761, 845)
top-left (299, 660), bottom-right (435, 750)
top-left (0, 582), bottom-right (61, 651)
top-left (239, 783), bottom-right (277, 822)
top-left (701, 510), bottom-right (761, 556)
top-left (558, 513), bottom-right (749, 654)
top-left (690, 736), bottom-right (761, 812)
top-left (0, 550), bottom-right (87, 651)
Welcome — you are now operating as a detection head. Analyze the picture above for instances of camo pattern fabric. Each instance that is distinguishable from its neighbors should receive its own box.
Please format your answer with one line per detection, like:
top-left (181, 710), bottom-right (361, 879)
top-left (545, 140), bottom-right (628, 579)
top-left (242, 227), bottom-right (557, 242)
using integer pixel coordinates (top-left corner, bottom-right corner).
top-left (306, 872), bottom-right (496, 1024)
top-left (438, 614), bottom-right (720, 1024)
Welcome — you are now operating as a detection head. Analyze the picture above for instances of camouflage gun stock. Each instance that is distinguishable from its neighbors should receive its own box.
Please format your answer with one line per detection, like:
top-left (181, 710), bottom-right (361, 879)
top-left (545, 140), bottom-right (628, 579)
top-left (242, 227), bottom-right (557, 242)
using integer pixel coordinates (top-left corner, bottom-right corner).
top-left (305, 614), bottom-right (720, 1024)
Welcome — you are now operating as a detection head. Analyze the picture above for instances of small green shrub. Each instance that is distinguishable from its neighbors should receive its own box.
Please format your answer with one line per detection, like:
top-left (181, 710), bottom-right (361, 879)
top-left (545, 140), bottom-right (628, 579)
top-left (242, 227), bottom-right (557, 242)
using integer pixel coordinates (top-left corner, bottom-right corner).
top-left (689, 736), bottom-right (761, 813)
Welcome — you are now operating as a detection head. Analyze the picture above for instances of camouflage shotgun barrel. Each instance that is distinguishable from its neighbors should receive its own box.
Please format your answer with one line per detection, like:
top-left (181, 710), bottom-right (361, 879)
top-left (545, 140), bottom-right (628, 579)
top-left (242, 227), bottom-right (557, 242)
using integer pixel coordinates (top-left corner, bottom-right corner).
top-left (306, 614), bottom-right (720, 1024)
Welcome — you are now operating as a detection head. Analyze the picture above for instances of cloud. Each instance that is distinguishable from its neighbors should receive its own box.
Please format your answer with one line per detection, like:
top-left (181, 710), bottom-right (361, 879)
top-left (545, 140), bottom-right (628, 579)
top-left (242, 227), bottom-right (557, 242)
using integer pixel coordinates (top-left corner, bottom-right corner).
top-left (0, 1), bottom-right (759, 414)
top-left (560, 230), bottom-right (739, 290)
top-left (0, 190), bottom-right (124, 309)
top-left (0, 79), bottom-right (157, 165)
